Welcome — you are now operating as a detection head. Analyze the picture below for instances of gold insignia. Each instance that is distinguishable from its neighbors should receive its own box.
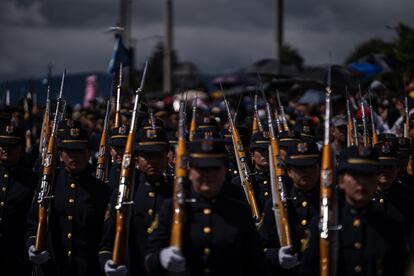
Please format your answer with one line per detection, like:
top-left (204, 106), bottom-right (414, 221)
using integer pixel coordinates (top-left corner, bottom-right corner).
top-left (118, 125), bottom-right (127, 135)
top-left (303, 125), bottom-right (310, 133)
top-left (147, 215), bottom-right (159, 234)
top-left (263, 131), bottom-right (269, 138)
top-left (358, 145), bottom-right (371, 157)
top-left (300, 229), bottom-right (311, 252)
top-left (70, 128), bottom-right (80, 137)
top-left (5, 125), bottom-right (13, 134)
top-left (381, 142), bottom-right (390, 154)
top-left (202, 139), bottom-right (214, 152)
top-left (66, 119), bottom-right (74, 128)
top-left (146, 129), bottom-right (157, 139)
top-left (203, 116), bottom-right (210, 124)
top-left (297, 142), bottom-right (308, 153)
top-left (287, 130), bottom-right (295, 138)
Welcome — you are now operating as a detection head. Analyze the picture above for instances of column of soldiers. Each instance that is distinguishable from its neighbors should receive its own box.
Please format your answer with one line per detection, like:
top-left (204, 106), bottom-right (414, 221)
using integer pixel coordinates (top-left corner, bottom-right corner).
top-left (2, 78), bottom-right (414, 276)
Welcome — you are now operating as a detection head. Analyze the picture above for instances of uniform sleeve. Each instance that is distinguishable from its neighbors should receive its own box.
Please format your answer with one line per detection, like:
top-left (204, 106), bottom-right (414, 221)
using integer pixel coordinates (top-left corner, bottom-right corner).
top-left (297, 216), bottom-right (319, 276)
top-left (25, 180), bottom-right (41, 250)
top-left (144, 199), bottom-right (173, 274)
top-left (240, 203), bottom-right (267, 275)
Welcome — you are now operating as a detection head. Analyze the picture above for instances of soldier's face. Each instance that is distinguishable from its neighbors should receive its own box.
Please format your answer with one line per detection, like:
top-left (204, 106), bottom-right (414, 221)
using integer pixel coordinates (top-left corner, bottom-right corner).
top-left (137, 151), bottom-right (167, 179)
top-left (287, 164), bottom-right (320, 191)
top-left (332, 126), bottom-right (346, 142)
top-left (60, 149), bottom-right (90, 174)
top-left (167, 149), bottom-right (176, 167)
top-left (252, 149), bottom-right (269, 171)
top-left (339, 171), bottom-right (377, 208)
top-left (0, 144), bottom-right (23, 166)
top-left (189, 166), bottom-right (226, 199)
top-left (377, 165), bottom-right (398, 191)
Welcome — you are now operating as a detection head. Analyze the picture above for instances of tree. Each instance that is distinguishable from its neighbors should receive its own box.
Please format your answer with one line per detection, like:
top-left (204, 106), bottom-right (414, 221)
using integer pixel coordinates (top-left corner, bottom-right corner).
top-left (345, 38), bottom-right (393, 64)
top-left (281, 44), bottom-right (304, 69)
top-left (142, 41), bottom-right (179, 93)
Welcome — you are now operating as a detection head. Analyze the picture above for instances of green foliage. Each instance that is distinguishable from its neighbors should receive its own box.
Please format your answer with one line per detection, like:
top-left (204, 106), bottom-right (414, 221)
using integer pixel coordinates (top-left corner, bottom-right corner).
top-left (345, 38), bottom-right (393, 64)
top-left (142, 41), bottom-right (179, 92)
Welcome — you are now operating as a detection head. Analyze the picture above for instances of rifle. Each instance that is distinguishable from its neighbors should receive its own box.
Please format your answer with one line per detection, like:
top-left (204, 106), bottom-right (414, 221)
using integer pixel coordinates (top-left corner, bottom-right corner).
top-left (112, 60), bottom-right (149, 265)
top-left (319, 66), bottom-right (335, 276)
top-left (39, 83), bottom-right (52, 166)
top-left (169, 99), bottom-right (187, 250)
top-left (404, 91), bottom-right (413, 175)
top-left (252, 92), bottom-right (263, 135)
top-left (259, 80), bottom-right (292, 247)
top-left (5, 82), bottom-right (10, 107)
top-left (189, 95), bottom-right (198, 141)
top-left (368, 90), bottom-right (378, 146)
top-left (359, 86), bottom-right (369, 147)
top-left (96, 100), bottom-right (111, 182)
top-left (35, 70), bottom-right (66, 252)
top-left (114, 63), bottom-right (123, 128)
top-left (222, 88), bottom-right (261, 223)
top-left (277, 90), bottom-right (289, 131)
top-left (345, 88), bottom-right (354, 147)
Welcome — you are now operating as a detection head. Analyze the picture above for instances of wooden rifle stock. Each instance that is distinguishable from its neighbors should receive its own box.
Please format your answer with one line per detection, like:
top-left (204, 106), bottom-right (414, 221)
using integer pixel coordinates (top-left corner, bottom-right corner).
top-left (35, 71), bottom-right (66, 252)
top-left (96, 101), bottom-right (111, 182)
top-left (170, 100), bottom-right (187, 249)
top-left (112, 61), bottom-right (148, 266)
top-left (222, 92), bottom-right (261, 223)
top-left (320, 86), bottom-right (334, 276)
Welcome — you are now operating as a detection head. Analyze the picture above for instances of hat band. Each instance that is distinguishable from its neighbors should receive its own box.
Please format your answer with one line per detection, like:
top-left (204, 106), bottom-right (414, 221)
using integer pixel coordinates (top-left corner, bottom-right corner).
top-left (254, 141), bottom-right (269, 144)
top-left (289, 154), bottom-right (319, 159)
top-left (190, 153), bottom-right (227, 159)
top-left (62, 140), bottom-right (88, 144)
top-left (138, 141), bottom-right (167, 146)
top-left (111, 135), bottom-right (128, 139)
top-left (379, 157), bottom-right (398, 160)
top-left (198, 125), bottom-right (215, 129)
top-left (143, 126), bottom-right (162, 130)
top-left (301, 133), bottom-right (315, 138)
top-left (279, 138), bottom-right (300, 142)
top-left (0, 135), bottom-right (21, 140)
top-left (347, 158), bottom-right (379, 165)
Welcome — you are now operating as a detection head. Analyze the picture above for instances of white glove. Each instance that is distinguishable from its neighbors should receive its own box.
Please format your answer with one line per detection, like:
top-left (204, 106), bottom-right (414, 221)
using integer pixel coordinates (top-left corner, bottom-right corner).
top-left (160, 246), bottom-right (186, 272)
top-left (28, 245), bottom-right (51, 265)
top-left (278, 246), bottom-right (299, 269)
top-left (104, 259), bottom-right (128, 276)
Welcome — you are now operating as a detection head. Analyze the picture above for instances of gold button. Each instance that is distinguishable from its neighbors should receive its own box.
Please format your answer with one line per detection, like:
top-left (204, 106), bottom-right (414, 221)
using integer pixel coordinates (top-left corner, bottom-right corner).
top-left (203, 208), bottom-right (212, 215)
top-left (148, 192), bottom-right (155, 198)
top-left (264, 192), bottom-right (269, 197)
top-left (67, 251), bottom-right (72, 257)
top-left (70, 183), bottom-right (76, 189)
top-left (203, 248), bottom-right (211, 255)
top-left (379, 198), bottom-right (384, 204)
top-left (354, 242), bottom-right (362, 249)
top-left (233, 170), bottom-right (237, 175)
top-left (0, 202), bottom-right (4, 207)
top-left (1, 187), bottom-right (6, 192)
top-left (353, 219), bottom-right (361, 227)
top-left (67, 233), bottom-right (72, 239)
top-left (3, 174), bottom-right (8, 178)
top-left (301, 219), bottom-right (307, 226)
top-left (69, 198), bottom-right (75, 204)
top-left (204, 268), bottom-right (210, 274)
top-left (354, 265), bottom-right (363, 273)
top-left (263, 180), bottom-right (268, 184)
top-left (68, 215), bottom-right (73, 221)
top-left (203, 227), bottom-right (211, 234)
top-left (147, 209), bottom-right (154, 216)
top-left (302, 201), bottom-right (308, 207)
top-left (147, 227), bottom-right (152, 234)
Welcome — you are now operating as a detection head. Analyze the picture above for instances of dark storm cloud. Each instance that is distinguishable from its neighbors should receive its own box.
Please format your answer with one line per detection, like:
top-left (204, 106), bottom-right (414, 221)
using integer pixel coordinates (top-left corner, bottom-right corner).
top-left (1, 0), bottom-right (414, 80)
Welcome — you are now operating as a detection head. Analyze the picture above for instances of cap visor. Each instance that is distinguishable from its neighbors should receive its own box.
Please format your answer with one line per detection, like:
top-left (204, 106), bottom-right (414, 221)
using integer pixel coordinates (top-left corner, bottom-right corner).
top-left (111, 138), bottom-right (127, 147)
top-left (0, 138), bottom-right (21, 145)
top-left (189, 158), bottom-right (227, 168)
top-left (285, 158), bottom-right (319, 167)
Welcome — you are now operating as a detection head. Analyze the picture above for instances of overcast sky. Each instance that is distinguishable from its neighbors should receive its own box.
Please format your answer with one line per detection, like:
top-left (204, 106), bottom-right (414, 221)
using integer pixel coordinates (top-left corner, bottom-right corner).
top-left (1, 0), bottom-right (414, 81)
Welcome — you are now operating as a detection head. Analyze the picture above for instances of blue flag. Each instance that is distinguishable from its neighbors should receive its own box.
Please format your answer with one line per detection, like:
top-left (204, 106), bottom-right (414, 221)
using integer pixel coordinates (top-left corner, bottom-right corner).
top-left (108, 35), bottom-right (131, 73)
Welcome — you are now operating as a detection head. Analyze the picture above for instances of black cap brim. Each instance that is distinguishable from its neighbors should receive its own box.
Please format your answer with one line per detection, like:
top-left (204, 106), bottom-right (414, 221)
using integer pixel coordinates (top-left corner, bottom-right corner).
top-left (136, 143), bottom-right (169, 153)
top-left (338, 163), bottom-right (379, 174)
top-left (111, 138), bottom-right (127, 147)
top-left (250, 143), bottom-right (270, 151)
top-left (58, 141), bottom-right (89, 150)
top-left (0, 137), bottom-right (22, 145)
top-left (378, 157), bottom-right (398, 166)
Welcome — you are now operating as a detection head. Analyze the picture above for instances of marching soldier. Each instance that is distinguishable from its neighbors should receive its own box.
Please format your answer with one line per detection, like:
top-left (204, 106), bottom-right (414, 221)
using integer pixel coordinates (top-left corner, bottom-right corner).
top-left (107, 125), bottom-right (129, 193)
top-left (373, 139), bottom-right (414, 248)
top-left (231, 131), bottom-right (271, 213)
top-left (0, 124), bottom-right (38, 276)
top-left (300, 146), bottom-right (407, 275)
top-left (100, 123), bottom-right (172, 276)
top-left (145, 138), bottom-right (265, 275)
top-left (260, 141), bottom-right (320, 274)
top-left (26, 121), bottom-right (110, 276)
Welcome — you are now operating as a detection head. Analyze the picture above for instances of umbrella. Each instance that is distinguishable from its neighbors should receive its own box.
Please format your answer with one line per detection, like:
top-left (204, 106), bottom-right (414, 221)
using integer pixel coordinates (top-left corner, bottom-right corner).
top-left (298, 89), bottom-right (325, 105)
